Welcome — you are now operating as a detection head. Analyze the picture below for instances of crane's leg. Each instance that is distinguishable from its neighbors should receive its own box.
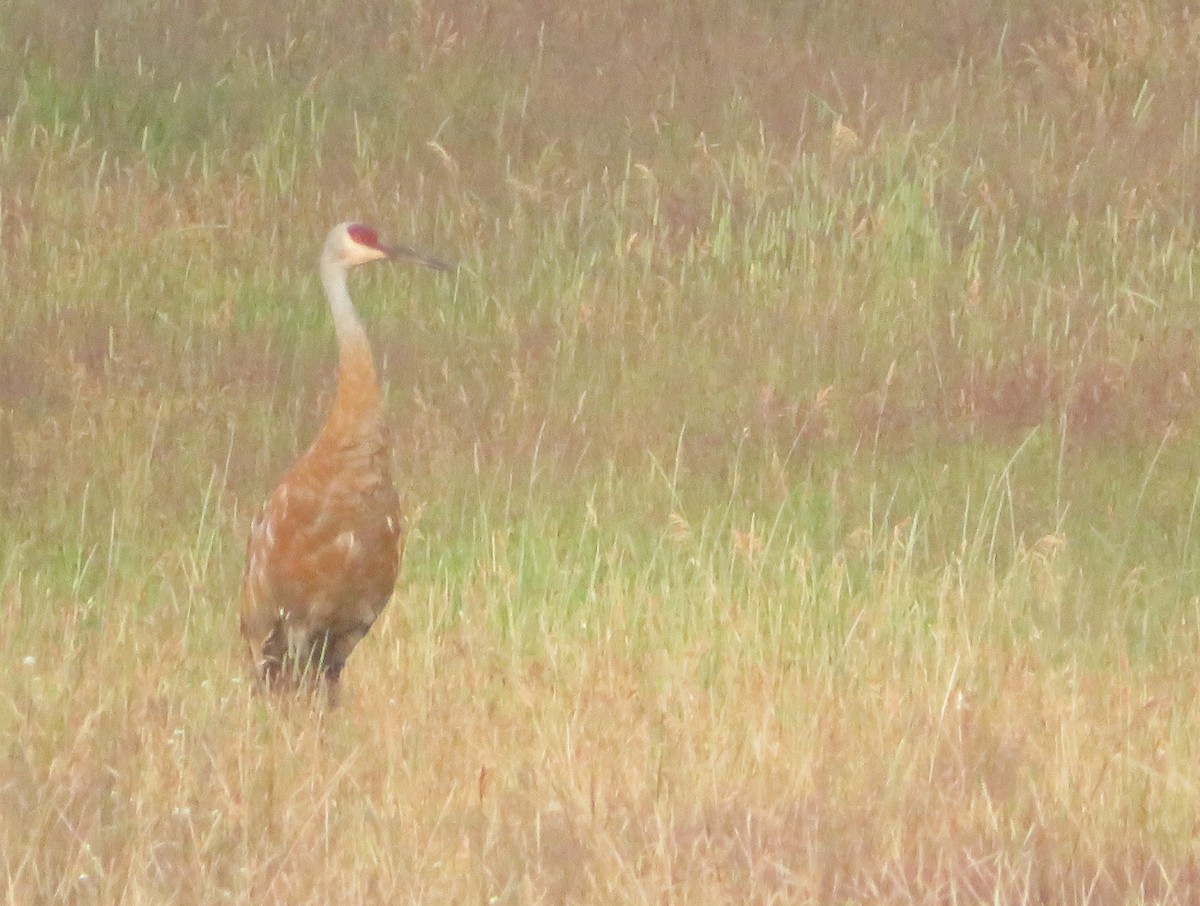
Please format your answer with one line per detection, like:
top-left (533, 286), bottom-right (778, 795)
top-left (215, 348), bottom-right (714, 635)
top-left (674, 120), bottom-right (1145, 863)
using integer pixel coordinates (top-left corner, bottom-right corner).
top-left (323, 661), bottom-right (344, 707)
top-left (298, 630), bottom-right (348, 706)
top-left (252, 623), bottom-right (287, 688)
top-left (319, 625), bottom-right (370, 706)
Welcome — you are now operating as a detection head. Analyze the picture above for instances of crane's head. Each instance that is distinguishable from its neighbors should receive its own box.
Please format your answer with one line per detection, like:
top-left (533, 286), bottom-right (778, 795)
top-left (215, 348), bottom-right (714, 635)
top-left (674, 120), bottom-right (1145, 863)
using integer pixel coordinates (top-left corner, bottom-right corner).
top-left (323, 222), bottom-right (455, 273)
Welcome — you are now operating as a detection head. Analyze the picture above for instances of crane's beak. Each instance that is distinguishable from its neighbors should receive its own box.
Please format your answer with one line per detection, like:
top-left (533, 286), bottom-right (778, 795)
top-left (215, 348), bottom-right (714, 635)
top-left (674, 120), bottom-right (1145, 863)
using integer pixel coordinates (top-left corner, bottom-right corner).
top-left (385, 242), bottom-right (456, 273)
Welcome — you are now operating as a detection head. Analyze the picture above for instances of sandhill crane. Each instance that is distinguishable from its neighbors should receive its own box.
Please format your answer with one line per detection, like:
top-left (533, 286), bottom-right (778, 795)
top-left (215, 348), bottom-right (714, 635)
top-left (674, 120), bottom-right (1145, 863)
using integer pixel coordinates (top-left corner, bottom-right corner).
top-left (240, 221), bottom-right (452, 699)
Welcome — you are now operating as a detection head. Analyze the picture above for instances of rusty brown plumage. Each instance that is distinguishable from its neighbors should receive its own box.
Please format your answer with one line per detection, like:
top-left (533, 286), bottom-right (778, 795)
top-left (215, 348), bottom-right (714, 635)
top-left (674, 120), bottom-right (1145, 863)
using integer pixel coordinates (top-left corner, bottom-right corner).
top-left (239, 222), bottom-right (452, 696)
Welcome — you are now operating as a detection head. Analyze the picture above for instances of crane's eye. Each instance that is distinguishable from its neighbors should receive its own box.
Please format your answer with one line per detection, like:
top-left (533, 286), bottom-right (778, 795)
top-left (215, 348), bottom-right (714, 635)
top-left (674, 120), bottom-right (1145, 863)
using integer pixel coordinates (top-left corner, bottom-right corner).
top-left (347, 224), bottom-right (380, 250)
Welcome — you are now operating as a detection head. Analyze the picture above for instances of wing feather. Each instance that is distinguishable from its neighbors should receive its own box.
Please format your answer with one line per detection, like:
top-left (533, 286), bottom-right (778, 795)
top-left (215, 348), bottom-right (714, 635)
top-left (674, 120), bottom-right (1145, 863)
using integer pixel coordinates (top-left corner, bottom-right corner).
top-left (239, 439), bottom-right (403, 681)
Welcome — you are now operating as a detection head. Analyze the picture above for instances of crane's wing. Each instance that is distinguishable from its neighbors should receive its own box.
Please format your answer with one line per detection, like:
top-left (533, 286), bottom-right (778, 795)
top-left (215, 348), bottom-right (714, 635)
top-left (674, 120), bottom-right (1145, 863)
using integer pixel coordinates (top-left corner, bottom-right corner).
top-left (240, 447), bottom-right (403, 681)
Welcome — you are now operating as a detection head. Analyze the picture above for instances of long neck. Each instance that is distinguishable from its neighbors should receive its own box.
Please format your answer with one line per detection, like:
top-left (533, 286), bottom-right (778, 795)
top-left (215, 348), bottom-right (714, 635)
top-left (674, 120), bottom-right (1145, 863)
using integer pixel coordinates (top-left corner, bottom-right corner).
top-left (319, 257), bottom-right (382, 436)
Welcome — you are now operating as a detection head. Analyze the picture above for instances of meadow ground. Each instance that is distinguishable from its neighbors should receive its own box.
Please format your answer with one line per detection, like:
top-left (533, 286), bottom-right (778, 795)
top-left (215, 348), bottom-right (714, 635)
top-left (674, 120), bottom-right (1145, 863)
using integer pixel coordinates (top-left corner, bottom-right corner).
top-left (5, 1), bottom-right (1200, 902)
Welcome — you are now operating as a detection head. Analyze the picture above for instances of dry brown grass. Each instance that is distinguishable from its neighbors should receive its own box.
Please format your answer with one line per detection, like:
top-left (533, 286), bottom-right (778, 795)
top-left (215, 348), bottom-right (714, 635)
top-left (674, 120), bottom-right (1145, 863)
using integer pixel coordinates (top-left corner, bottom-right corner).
top-left (6, 0), bottom-right (1200, 902)
top-left (7, 563), bottom-right (1200, 903)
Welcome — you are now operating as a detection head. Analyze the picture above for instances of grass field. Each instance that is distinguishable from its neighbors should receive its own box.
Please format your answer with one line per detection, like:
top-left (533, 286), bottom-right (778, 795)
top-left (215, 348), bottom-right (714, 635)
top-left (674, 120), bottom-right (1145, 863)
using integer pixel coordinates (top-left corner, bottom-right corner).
top-left (5, 1), bottom-right (1200, 902)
